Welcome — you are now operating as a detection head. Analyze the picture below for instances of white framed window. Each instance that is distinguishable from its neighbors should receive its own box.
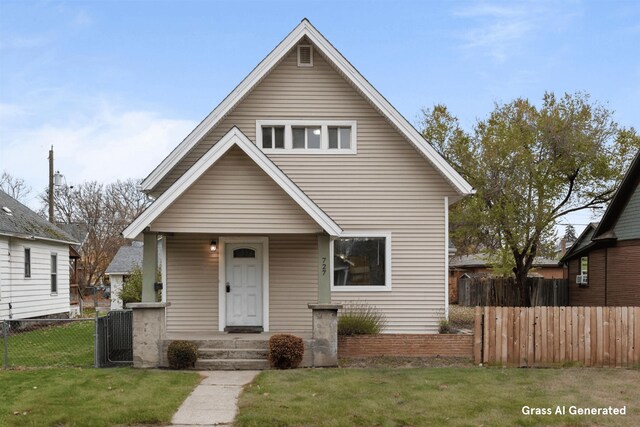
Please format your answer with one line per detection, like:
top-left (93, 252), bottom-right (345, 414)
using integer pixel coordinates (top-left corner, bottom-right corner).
top-left (51, 253), bottom-right (58, 294)
top-left (256, 120), bottom-right (357, 154)
top-left (24, 248), bottom-right (31, 278)
top-left (330, 232), bottom-right (392, 292)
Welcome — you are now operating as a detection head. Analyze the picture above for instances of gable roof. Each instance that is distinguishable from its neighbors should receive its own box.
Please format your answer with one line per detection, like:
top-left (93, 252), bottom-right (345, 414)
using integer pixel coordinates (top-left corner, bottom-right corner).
top-left (0, 190), bottom-right (78, 245)
top-left (559, 222), bottom-right (599, 262)
top-left (106, 244), bottom-right (143, 275)
top-left (450, 253), bottom-right (561, 269)
top-left (56, 222), bottom-right (89, 253)
top-left (123, 127), bottom-right (343, 238)
top-left (140, 19), bottom-right (473, 197)
top-left (593, 149), bottom-right (640, 241)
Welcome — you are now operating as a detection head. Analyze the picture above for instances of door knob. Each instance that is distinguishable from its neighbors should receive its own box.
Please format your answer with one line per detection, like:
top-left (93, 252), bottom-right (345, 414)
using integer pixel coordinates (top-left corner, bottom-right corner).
top-left (226, 282), bottom-right (231, 293)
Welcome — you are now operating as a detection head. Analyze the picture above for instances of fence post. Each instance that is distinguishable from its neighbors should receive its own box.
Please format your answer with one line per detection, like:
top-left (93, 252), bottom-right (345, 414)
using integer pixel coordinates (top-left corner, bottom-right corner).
top-left (3, 321), bottom-right (8, 369)
top-left (94, 287), bottom-right (99, 368)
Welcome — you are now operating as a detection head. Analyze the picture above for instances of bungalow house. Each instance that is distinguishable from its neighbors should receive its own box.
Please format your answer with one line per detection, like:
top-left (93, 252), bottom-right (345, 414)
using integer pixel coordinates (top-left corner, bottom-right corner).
top-left (106, 243), bottom-right (143, 310)
top-left (560, 149), bottom-right (640, 306)
top-left (122, 20), bottom-right (473, 367)
top-left (0, 190), bottom-right (78, 320)
top-left (106, 241), bottom-right (165, 309)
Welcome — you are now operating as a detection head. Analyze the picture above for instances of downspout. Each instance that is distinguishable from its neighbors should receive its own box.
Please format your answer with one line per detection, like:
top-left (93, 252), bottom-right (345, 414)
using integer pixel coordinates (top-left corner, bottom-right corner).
top-left (7, 237), bottom-right (13, 319)
top-left (444, 196), bottom-right (449, 320)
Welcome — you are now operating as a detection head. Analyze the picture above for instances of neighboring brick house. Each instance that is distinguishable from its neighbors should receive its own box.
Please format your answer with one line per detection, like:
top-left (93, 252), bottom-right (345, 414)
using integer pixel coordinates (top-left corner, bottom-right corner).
top-left (560, 150), bottom-right (640, 306)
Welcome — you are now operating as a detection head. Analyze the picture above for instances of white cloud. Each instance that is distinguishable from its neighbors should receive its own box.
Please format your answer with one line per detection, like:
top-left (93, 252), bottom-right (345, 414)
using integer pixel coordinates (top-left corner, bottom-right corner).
top-left (0, 103), bottom-right (196, 208)
top-left (454, 2), bottom-right (579, 61)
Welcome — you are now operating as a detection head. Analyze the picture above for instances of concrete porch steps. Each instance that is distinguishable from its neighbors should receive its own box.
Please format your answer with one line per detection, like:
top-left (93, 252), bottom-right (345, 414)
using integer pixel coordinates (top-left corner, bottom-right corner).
top-left (195, 358), bottom-right (271, 370)
top-left (198, 348), bottom-right (268, 359)
top-left (162, 336), bottom-right (272, 370)
top-left (195, 341), bottom-right (270, 370)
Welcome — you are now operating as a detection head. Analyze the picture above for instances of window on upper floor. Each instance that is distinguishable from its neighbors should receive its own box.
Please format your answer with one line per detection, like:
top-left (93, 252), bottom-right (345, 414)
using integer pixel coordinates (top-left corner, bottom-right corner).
top-left (256, 120), bottom-right (357, 154)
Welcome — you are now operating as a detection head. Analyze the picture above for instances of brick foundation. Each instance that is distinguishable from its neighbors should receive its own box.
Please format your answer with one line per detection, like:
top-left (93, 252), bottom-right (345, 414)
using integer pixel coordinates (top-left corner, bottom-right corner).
top-left (338, 334), bottom-right (474, 358)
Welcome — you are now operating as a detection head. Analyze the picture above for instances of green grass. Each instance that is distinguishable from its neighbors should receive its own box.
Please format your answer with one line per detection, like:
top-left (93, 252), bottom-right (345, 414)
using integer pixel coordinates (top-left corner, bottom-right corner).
top-left (237, 368), bottom-right (640, 426)
top-left (2, 321), bottom-right (94, 368)
top-left (0, 368), bottom-right (200, 426)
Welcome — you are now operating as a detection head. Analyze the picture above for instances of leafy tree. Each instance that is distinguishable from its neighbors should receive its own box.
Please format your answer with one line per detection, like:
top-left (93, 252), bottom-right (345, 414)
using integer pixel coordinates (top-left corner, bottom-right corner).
top-left (118, 266), bottom-right (143, 306)
top-left (116, 265), bottom-right (161, 306)
top-left (563, 224), bottom-right (578, 243)
top-left (421, 92), bottom-right (639, 291)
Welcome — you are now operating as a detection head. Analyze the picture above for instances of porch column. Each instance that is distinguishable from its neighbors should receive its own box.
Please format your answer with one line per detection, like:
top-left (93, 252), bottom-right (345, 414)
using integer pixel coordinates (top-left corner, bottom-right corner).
top-left (142, 232), bottom-right (158, 302)
top-left (308, 303), bottom-right (342, 367)
top-left (317, 235), bottom-right (331, 304)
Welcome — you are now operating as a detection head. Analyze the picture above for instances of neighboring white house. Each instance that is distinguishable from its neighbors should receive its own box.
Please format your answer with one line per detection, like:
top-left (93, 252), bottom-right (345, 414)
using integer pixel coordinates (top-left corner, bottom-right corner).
top-left (106, 241), bottom-right (164, 309)
top-left (106, 243), bottom-right (142, 310)
top-left (0, 190), bottom-right (78, 320)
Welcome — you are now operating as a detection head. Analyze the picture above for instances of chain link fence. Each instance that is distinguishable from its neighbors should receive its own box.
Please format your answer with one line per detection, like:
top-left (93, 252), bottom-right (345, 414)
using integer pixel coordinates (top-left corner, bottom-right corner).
top-left (1, 318), bottom-right (96, 369)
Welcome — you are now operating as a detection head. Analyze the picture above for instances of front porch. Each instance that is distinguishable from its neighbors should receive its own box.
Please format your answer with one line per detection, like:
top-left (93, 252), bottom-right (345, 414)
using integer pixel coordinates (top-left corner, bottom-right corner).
top-left (129, 232), bottom-right (340, 369)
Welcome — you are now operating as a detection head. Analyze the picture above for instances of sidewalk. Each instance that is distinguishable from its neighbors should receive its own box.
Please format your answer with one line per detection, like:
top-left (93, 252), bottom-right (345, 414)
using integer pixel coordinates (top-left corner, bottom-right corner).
top-left (171, 370), bottom-right (260, 426)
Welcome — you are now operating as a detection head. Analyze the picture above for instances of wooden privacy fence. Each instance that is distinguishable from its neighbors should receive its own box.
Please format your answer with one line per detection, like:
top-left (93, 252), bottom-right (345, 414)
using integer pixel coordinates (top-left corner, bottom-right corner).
top-left (458, 277), bottom-right (568, 307)
top-left (474, 306), bottom-right (640, 367)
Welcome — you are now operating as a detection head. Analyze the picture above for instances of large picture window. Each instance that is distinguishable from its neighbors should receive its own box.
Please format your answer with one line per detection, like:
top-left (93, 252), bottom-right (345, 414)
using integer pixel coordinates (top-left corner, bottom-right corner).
top-left (332, 233), bottom-right (391, 291)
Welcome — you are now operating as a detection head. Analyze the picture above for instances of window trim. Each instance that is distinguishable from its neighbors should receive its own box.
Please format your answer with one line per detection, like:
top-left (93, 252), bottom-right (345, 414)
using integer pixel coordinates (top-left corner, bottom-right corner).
top-left (256, 120), bottom-right (357, 154)
top-left (24, 247), bottom-right (31, 278)
top-left (50, 252), bottom-right (58, 295)
top-left (330, 231), bottom-right (392, 292)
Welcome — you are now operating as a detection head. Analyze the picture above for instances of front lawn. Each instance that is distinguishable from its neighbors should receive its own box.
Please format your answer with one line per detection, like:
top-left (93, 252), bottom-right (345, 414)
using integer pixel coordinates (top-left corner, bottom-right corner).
top-left (237, 368), bottom-right (640, 426)
top-left (0, 368), bottom-right (200, 426)
top-left (2, 320), bottom-right (94, 367)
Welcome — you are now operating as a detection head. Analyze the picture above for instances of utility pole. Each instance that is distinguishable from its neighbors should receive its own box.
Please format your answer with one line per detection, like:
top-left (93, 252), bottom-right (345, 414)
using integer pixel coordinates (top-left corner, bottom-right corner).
top-left (48, 146), bottom-right (54, 223)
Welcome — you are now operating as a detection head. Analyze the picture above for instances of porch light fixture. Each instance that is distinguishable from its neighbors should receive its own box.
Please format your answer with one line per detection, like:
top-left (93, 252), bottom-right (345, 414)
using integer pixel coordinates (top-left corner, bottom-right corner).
top-left (210, 240), bottom-right (217, 252)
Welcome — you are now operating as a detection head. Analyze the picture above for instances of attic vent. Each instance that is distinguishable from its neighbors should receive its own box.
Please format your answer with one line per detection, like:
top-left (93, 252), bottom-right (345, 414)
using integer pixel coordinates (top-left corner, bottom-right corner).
top-left (297, 45), bottom-right (313, 67)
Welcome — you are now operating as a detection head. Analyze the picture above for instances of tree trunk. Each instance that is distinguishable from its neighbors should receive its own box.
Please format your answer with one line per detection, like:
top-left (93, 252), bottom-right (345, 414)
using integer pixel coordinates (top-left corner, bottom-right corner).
top-left (514, 267), bottom-right (530, 306)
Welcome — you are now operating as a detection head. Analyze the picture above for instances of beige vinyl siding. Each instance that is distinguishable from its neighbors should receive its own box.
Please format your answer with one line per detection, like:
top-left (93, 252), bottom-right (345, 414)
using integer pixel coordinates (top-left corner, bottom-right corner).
top-left (166, 234), bottom-right (218, 333)
top-left (165, 233), bottom-right (317, 333)
top-left (150, 147), bottom-right (322, 234)
top-left (0, 236), bottom-right (70, 320)
top-left (269, 234), bottom-right (316, 332)
top-left (157, 42), bottom-right (457, 333)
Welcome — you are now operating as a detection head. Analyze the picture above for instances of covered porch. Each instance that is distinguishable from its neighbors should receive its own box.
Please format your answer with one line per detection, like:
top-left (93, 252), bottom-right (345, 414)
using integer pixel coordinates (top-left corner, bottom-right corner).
top-left (123, 128), bottom-right (344, 368)
top-left (130, 232), bottom-right (339, 369)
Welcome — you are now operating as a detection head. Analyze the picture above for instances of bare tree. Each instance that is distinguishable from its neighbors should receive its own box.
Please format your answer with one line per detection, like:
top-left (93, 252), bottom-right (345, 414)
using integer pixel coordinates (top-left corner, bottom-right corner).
top-left (0, 171), bottom-right (32, 203)
top-left (40, 179), bottom-right (151, 289)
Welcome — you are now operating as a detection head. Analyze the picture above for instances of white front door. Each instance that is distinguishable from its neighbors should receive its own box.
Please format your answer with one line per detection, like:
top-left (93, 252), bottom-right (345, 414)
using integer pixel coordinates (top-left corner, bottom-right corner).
top-left (225, 243), bottom-right (263, 327)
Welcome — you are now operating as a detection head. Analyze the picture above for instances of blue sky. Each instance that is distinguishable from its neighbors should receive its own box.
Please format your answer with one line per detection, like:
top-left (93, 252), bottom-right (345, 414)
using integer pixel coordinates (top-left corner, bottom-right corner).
top-left (1, 0), bottom-right (639, 234)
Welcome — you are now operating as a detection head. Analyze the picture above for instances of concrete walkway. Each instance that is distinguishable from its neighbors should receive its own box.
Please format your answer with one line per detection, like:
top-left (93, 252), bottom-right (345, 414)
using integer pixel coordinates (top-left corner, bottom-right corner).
top-left (171, 370), bottom-right (260, 426)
